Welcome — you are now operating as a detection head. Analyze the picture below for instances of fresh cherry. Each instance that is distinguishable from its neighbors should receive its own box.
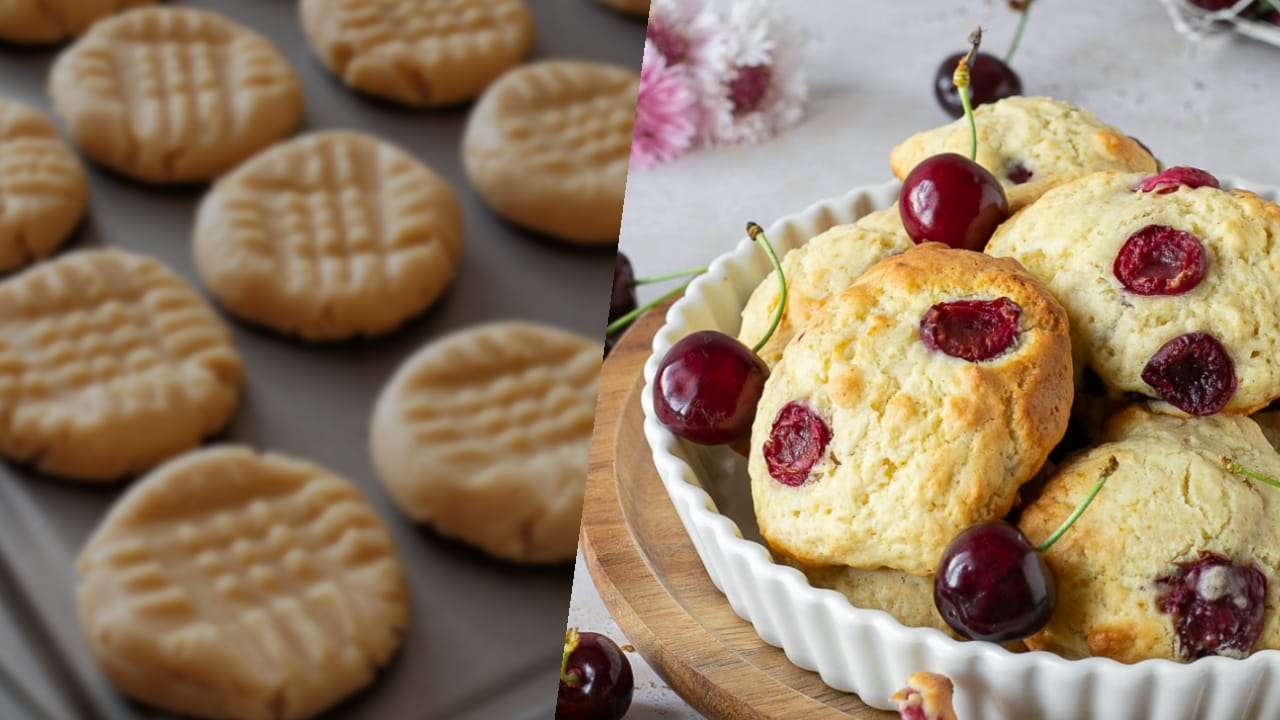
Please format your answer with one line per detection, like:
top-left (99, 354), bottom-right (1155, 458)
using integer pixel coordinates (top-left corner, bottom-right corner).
top-left (653, 330), bottom-right (769, 445)
top-left (920, 297), bottom-right (1021, 361)
top-left (557, 629), bottom-right (634, 720)
top-left (1140, 332), bottom-right (1237, 415)
top-left (934, 521), bottom-right (1055, 642)
top-left (1135, 166), bottom-right (1221, 194)
top-left (936, 457), bottom-right (1117, 642)
top-left (763, 401), bottom-right (832, 486)
top-left (1189, 0), bottom-right (1237, 10)
top-left (933, 51), bottom-right (1022, 119)
top-left (899, 154), bottom-right (1010, 251)
top-left (1113, 225), bottom-right (1207, 296)
top-left (1155, 553), bottom-right (1265, 659)
top-left (609, 253), bottom-right (638, 325)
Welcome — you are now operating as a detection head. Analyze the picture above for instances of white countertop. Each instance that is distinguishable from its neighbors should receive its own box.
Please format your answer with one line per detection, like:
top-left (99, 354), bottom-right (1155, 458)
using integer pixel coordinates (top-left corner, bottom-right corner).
top-left (568, 1), bottom-right (1280, 717)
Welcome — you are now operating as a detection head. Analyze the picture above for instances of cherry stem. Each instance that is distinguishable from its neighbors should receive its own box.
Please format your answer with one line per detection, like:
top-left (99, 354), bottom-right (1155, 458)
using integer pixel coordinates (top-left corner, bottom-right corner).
top-left (605, 281), bottom-right (690, 336)
top-left (1221, 456), bottom-right (1280, 490)
top-left (560, 628), bottom-right (582, 687)
top-left (746, 221), bottom-right (787, 355)
top-left (953, 28), bottom-right (983, 162)
top-left (1037, 455), bottom-right (1118, 553)
top-left (1005, 2), bottom-right (1032, 64)
top-left (634, 267), bottom-right (707, 285)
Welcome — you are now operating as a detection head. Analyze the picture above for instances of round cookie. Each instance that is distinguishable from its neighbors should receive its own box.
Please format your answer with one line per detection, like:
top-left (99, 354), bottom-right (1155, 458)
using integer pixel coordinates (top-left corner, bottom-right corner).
top-left (749, 244), bottom-right (1072, 576)
top-left (1019, 407), bottom-right (1280, 662)
top-left (793, 561), bottom-right (953, 636)
top-left (194, 131), bottom-right (463, 341)
top-left (370, 322), bottom-right (599, 563)
top-left (594, 0), bottom-right (650, 16)
top-left (300, 0), bottom-right (534, 107)
top-left (986, 170), bottom-right (1280, 416)
top-left (463, 60), bottom-right (638, 245)
top-left (0, 0), bottom-right (155, 44)
top-left (889, 96), bottom-right (1156, 211)
top-left (0, 250), bottom-right (243, 482)
top-left (77, 446), bottom-right (409, 719)
top-left (739, 206), bottom-right (914, 367)
top-left (0, 97), bottom-right (89, 271)
top-left (49, 6), bottom-right (303, 184)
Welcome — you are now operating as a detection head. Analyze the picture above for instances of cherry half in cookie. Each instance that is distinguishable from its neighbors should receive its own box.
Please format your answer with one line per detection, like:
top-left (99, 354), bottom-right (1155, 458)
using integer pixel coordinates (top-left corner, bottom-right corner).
top-left (920, 297), bottom-right (1022, 362)
top-left (935, 457), bottom-right (1118, 642)
top-left (1135, 166), bottom-right (1221, 194)
top-left (763, 401), bottom-right (832, 487)
top-left (1140, 332), bottom-right (1237, 416)
top-left (1156, 553), bottom-right (1266, 659)
top-left (557, 629), bottom-right (634, 720)
top-left (1113, 225), bottom-right (1207, 296)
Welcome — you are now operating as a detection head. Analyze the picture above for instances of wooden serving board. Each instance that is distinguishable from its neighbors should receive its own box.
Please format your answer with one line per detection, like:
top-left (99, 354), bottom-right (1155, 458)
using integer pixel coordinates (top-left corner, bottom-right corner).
top-left (580, 305), bottom-right (893, 720)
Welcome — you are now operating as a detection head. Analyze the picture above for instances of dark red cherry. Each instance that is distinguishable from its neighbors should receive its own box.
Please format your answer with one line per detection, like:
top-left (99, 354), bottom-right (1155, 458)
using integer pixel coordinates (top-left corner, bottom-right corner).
top-left (920, 297), bottom-right (1021, 362)
top-left (1113, 225), bottom-right (1207, 296)
top-left (653, 330), bottom-right (768, 445)
top-left (1269, 10), bottom-right (1280, 25)
top-left (608, 252), bottom-right (638, 324)
top-left (1006, 163), bottom-right (1033, 185)
top-left (1141, 332), bottom-right (1237, 415)
top-left (900, 154), bottom-right (1010, 251)
top-left (1135, 166), bottom-right (1221, 194)
top-left (934, 521), bottom-right (1056, 642)
top-left (934, 52), bottom-right (1023, 119)
top-left (557, 630), bottom-right (634, 720)
top-left (1156, 553), bottom-right (1265, 659)
top-left (1189, 0), bottom-right (1237, 9)
top-left (763, 401), bottom-right (831, 487)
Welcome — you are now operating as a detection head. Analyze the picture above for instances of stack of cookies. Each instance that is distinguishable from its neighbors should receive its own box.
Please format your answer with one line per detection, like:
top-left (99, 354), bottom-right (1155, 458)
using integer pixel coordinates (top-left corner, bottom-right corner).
top-left (0, 1), bottom-right (642, 717)
top-left (743, 94), bottom-right (1280, 663)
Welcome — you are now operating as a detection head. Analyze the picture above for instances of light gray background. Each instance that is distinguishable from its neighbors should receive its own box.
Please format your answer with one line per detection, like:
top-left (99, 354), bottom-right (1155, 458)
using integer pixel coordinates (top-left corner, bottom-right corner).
top-left (572, 1), bottom-right (1280, 717)
top-left (0, 1), bottom-right (643, 719)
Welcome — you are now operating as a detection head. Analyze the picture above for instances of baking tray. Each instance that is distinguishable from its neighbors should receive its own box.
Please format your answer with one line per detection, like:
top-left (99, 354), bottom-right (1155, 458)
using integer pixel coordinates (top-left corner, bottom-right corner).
top-left (0, 1), bottom-right (642, 718)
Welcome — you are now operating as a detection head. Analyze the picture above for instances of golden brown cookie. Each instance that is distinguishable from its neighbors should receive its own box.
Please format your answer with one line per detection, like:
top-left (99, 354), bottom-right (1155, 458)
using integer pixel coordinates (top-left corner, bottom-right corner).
top-left (78, 446), bottom-right (409, 719)
top-left (370, 322), bottom-right (599, 563)
top-left (749, 244), bottom-right (1072, 576)
top-left (0, 0), bottom-right (155, 44)
top-left (49, 6), bottom-right (303, 183)
top-left (194, 131), bottom-right (463, 341)
top-left (463, 60), bottom-right (637, 245)
top-left (0, 97), bottom-right (88, 271)
top-left (300, 0), bottom-right (535, 107)
top-left (0, 250), bottom-right (242, 482)
top-left (890, 96), bottom-right (1156, 211)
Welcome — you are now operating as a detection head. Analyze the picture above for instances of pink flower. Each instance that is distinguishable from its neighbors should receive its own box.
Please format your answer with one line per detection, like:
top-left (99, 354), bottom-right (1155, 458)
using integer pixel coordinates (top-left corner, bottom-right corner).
top-left (631, 41), bottom-right (698, 170)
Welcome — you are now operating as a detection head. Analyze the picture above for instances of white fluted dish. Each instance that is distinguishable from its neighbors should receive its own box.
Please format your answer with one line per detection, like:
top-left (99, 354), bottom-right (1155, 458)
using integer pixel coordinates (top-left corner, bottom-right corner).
top-left (640, 178), bottom-right (1280, 719)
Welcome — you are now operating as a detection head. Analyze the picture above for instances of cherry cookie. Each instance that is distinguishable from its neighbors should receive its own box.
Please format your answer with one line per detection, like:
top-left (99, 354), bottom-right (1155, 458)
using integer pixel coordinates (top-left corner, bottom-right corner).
top-left (890, 96), bottom-right (1156, 212)
top-left (987, 168), bottom-right (1280, 416)
top-left (738, 207), bottom-right (913, 367)
top-left (749, 244), bottom-right (1072, 576)
top-left (1019, 407), bottom-right (1280, 662)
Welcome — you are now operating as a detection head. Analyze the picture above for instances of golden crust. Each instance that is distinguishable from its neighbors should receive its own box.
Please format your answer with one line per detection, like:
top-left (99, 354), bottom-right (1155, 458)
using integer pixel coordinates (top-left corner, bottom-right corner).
top-left (987, 171), bottom-right (1280, 415)
top-left (750, 244), bottom-right (1072, 575)
top-left (1019, 407), bottom-right (1280, 662)
top-left (889, 96), bottom-right (1156, 211)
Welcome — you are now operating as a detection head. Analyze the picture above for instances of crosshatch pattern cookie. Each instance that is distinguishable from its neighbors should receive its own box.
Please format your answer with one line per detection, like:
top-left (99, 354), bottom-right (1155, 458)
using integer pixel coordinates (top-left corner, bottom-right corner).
top-left (370, 322), bottom-right (600, 564)
top-left (194, 131), bottom-right (463, 341)
top-left (78, 447), bottom-right (410, 720)
top-left (889, 96), bottom-right (1156, 211)
top-left (738, 206), bottom-right (914, 367)
top-left (0, 97), bottom-right (89, 271)
top-left (0, 250), bottom-right (242, 482)
top-left (49, 6), bottom-right (303, 183)
top-left (463, 60), bottom-right (638, 245)
top-left (0, 0), bottom-right (155, 44)
top-left (300, 0), bottom-right (534, 107)
top-left (987, 170), bottom-right (1280, 416)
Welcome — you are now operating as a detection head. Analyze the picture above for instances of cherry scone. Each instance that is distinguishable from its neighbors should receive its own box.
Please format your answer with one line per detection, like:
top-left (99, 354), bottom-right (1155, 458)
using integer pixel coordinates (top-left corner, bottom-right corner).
top-left (890, 96), bottom-right (1156, 212)
top-left (1020, 407), bottom-right (1280, 662)
top-left (749, 244), bottom-right (1072, 586)
top-left (738, 206), bottom-right (913, 367)
top-left (986, 167), bottom-right (1280, 416)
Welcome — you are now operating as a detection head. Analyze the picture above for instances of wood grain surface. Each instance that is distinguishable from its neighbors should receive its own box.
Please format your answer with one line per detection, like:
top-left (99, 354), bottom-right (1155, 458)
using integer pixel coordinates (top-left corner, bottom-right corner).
top-left (580, 305), bottom-right (893, 720)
